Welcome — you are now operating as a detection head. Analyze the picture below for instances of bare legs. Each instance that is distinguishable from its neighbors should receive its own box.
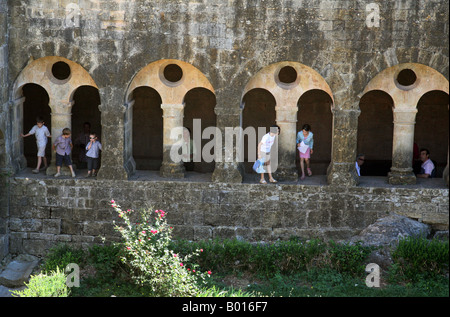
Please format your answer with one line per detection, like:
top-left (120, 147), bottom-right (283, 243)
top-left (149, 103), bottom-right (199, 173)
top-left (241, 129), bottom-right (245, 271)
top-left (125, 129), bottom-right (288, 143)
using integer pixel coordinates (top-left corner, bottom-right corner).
top-left (300, 158), bottom-right (311, 180)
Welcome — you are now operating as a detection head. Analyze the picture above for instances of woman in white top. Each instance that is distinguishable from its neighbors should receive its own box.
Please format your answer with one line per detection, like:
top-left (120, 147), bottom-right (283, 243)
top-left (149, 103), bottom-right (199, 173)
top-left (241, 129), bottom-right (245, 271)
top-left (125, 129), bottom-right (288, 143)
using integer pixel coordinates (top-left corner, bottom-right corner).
top-left (257, 125), bottom-right (280, 184)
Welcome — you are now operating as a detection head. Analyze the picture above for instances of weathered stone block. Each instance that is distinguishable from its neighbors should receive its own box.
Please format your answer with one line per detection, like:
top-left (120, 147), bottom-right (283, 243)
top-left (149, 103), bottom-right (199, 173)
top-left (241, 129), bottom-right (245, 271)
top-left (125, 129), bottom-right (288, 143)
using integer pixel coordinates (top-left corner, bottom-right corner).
top-left (43, 219), bottom-right (61, 234)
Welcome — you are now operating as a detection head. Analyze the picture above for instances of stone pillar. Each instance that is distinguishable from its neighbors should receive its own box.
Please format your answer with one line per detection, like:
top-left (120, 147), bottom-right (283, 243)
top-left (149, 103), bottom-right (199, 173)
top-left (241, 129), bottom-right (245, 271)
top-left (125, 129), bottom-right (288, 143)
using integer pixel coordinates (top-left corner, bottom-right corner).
top-left (11, 97), bottom-right (27, 172)
top-left (388, 108), bottom-right (417, 185)
top-left (123, 100), bottom-right (136, 177)
top-left (212, 106), bottom-right (243, 183)
top-left (96, 103), bottom-right (128, 180)
top-left (160, 103), bottom-right (185, 178)
top-left (444, 143), bottom-right (449, 187)
top-left (275, 105), bottom-right (298, 181)
top-left (444, 105), bottom-right (449, 187)
top-left (95, 87), bottom-right (128, 180)
top-left (327, 109), bottom-right (360, 186)
top-left (46, 100), bottom-right (74, 176)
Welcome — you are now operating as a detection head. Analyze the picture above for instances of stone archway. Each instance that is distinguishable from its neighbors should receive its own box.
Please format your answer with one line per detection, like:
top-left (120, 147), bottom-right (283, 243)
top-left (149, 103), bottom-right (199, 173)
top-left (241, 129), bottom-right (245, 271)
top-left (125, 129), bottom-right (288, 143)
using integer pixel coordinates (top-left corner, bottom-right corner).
top-left (362, 63), bottom-right (449, 185)
top-left (242, 62), bottom-right (334, 181)
top-left (12, 56), bottom-right (99, 176)
top-left (124, 59), bottom-right (215, 178)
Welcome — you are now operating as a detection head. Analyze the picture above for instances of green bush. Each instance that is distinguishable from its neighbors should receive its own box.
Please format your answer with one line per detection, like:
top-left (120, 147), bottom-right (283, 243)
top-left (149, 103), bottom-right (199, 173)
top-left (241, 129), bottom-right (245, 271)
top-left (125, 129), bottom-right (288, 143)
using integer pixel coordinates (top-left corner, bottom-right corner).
top-left (171, 238), bottom-right (371, 278)
top-left (327, 241), bottom-right (373, 275)
top-left (391, 236), bottom-right (449, 281)
top-left (111, 200), bottom-right (211, 296)
top-left (41, 243), bottom-right (85, 274)
top-left (11, 268), bottom-right (69, 297)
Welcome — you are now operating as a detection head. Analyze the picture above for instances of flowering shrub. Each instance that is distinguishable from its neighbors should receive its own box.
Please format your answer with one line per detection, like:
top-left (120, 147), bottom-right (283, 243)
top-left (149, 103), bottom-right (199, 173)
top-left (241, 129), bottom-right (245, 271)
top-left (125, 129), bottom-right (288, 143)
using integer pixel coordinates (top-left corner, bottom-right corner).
top-left (111, 200), bottom-right (211, 296)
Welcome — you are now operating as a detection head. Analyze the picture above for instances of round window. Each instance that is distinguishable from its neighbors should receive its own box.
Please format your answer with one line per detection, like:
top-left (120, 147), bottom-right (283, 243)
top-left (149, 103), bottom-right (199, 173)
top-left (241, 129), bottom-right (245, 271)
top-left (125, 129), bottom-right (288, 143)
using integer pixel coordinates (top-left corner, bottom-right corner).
top-left (163, 64), bottom-right (183, 83)
top-left (278, 66), bottom-right (297, 84)
top-left (51, 61), bottom-right (71, 80)
top-left (396, 69), bottom-right (417, 87)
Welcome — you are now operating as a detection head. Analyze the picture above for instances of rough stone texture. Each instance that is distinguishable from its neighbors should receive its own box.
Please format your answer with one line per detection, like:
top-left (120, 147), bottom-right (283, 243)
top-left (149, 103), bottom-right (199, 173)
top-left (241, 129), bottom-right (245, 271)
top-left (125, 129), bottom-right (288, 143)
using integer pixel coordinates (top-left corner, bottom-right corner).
top-left (0, 254), bottom-right (39, 288)
top-left (0, 1), bottom-right (449, 261)
top-left (3, 175), bottom-right (448, 257)
top-left (349, 214), bottom-right (431, 247)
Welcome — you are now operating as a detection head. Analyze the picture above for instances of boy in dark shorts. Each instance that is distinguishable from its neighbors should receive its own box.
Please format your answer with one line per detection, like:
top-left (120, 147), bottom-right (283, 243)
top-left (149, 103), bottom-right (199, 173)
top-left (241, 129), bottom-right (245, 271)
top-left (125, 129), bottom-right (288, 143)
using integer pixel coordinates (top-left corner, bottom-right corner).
top-left (53, 128), bottom-right (76, 177)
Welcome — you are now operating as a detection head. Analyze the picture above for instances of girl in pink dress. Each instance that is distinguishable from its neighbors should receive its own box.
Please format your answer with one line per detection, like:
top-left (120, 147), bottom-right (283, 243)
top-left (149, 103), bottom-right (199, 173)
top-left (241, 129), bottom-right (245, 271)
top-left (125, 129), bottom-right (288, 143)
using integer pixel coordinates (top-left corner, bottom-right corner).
top-left (296, 124), bottom-right (314, 180)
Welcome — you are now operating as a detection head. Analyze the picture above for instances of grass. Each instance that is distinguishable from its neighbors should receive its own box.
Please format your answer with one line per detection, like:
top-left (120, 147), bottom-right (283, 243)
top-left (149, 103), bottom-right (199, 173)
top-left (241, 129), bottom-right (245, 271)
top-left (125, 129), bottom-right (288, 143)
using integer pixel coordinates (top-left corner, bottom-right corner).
top-left (38, 236), bottom-right (448, 297)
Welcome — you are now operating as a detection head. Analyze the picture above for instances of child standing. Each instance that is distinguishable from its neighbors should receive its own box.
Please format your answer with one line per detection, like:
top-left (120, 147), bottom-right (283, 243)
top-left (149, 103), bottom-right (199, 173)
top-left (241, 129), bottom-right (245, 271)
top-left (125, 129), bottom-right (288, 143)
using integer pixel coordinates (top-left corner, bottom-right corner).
top-left (257, 125), bottom-right (280, 184)
top-left (296, 124), bottom-right (314, 180)
top-left (53, 128), bottom-right (76, 177)
top-left (85, 133), bottom-right (102, 177)
top-left (21, 116), bottom-right (51, 173)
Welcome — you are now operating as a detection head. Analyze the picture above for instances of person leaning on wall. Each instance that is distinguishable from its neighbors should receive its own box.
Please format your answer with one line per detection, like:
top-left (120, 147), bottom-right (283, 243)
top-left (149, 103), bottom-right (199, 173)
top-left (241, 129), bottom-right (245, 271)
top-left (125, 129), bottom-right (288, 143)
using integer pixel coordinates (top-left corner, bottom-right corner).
top-left (416, 148), bottom-right (436, 178)
top-left (355, 153), bottom-right (365, 176)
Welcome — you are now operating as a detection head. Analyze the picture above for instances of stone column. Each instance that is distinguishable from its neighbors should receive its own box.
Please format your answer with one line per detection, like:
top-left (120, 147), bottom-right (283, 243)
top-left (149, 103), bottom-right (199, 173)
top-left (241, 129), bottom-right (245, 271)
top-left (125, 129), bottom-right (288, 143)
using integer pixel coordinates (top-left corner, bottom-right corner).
top-left (444, 105), bottom-right (449, 187)
top-left (46, 100), bottom-right (74, 176)
top-left (123, 100), bottom-right (136, 177)
top-left (96, 88), bottom-right (129, 180)
top-left (275, 105), bottom-right (298, 181)
top-left (327, 109), bottom-right (360, 186)
top-left (211, 106), bottom-right (243, 183)
top-left (11, 97), bottom-right (27, 172)
top-left (388, 108), bottom-right (417, 185)
top-left (160, 103), bottom-right (185, 178)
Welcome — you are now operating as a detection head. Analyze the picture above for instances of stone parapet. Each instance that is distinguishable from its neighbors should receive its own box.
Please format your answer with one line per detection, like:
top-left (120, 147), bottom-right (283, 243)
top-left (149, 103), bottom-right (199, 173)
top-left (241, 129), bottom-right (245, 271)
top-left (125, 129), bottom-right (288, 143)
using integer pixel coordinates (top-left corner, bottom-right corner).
top-left (4, 176), bottom-right (448, 257)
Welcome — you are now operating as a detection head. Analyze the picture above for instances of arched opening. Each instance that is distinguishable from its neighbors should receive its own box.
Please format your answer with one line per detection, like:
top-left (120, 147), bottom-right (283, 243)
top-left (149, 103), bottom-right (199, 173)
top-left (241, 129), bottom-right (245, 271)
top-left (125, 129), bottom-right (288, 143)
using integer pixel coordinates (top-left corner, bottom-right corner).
top-left (241, 88), bottom-right (277, 174)
top-left (357, 90), bottom-right (394, 176)
top-left (71, 86), bottom-right (101, 170)
top-left (22, 83), bottom-right (51, 168)
top-left (296, 89), bottom-right (333, 175)
top-left (132, 87), bottom-right (163, 171)
top-left (415, 90), bottom-right (449, 177)
top-left (183, 87), bottom-right (217, 173)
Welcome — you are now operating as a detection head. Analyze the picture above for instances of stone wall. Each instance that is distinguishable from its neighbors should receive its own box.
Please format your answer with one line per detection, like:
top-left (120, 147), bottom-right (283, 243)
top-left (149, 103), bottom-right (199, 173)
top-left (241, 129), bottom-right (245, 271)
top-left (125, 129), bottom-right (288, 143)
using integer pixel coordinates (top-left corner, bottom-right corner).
top-left (0, 1), bottom-right (9, 261)
top-left (6, 176), bottom-right (448, 257)
top-left (1, 1), bottom-right (449, 260)
top-left (3, 0), bottom-right (449, 184)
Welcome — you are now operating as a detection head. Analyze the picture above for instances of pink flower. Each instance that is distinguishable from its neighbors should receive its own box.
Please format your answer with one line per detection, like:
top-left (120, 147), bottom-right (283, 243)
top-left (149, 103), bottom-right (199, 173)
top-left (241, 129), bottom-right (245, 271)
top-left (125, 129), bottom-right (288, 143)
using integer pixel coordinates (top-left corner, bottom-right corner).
top-left (207, 271), bottom-right (212, 275)
top-left (111, 200), bottom-right (115, 203)
top-left (142, 231), bottom-right (146, 234)
top-left (173, 254), bottom-right (178, 257)
top-left (180, 263), bottom-right (183, 266)
top-left (200, 249), bottom-right (203, 252)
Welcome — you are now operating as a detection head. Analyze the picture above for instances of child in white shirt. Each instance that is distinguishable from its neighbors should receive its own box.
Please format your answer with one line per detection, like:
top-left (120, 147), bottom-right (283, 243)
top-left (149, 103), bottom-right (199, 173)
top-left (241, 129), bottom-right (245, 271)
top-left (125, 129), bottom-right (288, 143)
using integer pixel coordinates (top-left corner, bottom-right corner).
top-left (21, 117), bottom-right (51, 173)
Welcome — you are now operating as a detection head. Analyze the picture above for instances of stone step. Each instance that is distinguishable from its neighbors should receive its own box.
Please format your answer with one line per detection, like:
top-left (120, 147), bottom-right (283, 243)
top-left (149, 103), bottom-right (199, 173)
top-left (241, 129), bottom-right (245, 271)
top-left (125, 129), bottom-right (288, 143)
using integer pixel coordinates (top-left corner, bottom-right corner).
top-left (0, 255), bottom-right (40, 295)
top-left (0, 285), bottom-right (25, 297)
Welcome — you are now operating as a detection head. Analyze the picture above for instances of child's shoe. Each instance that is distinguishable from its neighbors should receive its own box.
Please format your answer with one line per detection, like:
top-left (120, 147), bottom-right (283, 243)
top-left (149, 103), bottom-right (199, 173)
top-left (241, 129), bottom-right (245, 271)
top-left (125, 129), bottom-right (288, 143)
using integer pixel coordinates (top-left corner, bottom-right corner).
top-left (32, 169), bottom-right (39, 174)
top-left (71, 171), bottom-right (76, 178)
top-left (54, 172), bottom-right (60, 177)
